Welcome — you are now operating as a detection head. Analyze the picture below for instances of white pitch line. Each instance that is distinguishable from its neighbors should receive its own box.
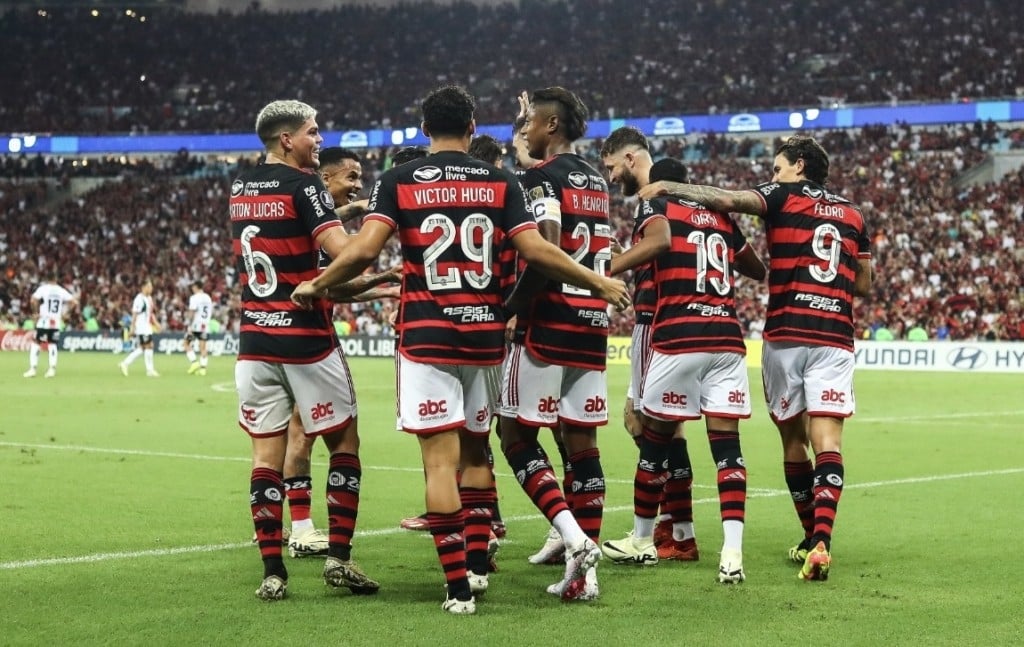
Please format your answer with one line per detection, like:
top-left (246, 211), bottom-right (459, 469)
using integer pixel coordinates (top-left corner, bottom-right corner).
top-left (1, 466), bottom-right (1020, 571)
top-left (0, 440), bottom-right (419, 475)
top-left (0, 441), bottom-right (768, 488)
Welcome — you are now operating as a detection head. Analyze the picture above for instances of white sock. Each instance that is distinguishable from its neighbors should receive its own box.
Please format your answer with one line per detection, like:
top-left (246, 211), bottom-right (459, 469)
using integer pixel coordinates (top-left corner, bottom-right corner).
top-left (122, 347), bottom-right (143, 366)
top-left (292, 518), bottom-right (314, 534)
top-left (144, 349), bottom-right (154, 372)
top-left (199, 356), bottom-right (208, 368)
top-left (634, 515), bottom-right (656, 540)
top-left (186, 349), bottom-right (197, 363)
top-left (673, 521), bottom-right (695, 542)
top-left (722, 520), bottom-right (744, 552)
top-left (48, 345), bottom-right (58, 369)
top-left (29, 343), bottom-right (40, 369)
top-left (552, 510), bottom-right (586, 549)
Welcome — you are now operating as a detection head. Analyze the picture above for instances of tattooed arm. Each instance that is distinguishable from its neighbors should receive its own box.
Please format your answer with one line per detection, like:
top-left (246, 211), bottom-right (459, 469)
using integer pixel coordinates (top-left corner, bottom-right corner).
top-left (636, 181), bottom-right (766, 217)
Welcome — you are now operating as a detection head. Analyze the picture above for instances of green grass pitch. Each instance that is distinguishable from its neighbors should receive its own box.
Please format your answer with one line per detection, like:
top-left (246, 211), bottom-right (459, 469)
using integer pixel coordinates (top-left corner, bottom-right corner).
top-left (1, 351), bottom-right (1021, 645)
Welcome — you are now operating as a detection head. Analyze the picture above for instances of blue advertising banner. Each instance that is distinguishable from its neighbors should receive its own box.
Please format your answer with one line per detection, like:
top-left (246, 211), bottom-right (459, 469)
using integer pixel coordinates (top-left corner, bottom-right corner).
top-left (5, 100), bottom-right (1022, 156)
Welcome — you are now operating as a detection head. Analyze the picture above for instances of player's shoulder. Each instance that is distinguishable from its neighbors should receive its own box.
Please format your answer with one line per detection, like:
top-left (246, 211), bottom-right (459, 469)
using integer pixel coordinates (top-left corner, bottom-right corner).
top-left (560, 154), bottom-right (608, 192)
top-left (753, 180), bottom-right (787, 199)
top-left (232, 163), bottom-right (327, 201)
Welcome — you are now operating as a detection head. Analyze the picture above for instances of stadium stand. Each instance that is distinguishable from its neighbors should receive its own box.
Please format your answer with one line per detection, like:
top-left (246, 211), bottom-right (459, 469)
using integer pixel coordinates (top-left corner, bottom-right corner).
top-left (0, 1), bottom-right (1021, 342)
top-left (1, 0), bottom-right (1022, 134)
top-left (1, 124), bottom-right (1021, 341)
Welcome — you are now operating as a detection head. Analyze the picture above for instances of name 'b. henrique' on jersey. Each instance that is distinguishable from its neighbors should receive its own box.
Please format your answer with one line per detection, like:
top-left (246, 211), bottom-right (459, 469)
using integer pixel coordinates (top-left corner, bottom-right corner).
top-left (752, 181), bottom-right (871, 351)
top-left (230, 164), bottom-right (341, 362)
top-left (363, 151), bottom-right (538, 364)
top-left (517, 153), bottom-right (612, 370)
top-left (649, 197), bottom-right (750, 355)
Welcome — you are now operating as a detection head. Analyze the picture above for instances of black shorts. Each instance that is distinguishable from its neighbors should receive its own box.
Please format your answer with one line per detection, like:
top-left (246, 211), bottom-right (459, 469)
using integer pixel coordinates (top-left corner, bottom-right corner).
top-left (185, 330), bottom-right (209, 343)
top-left (136, 334), bottom-right (153, 346)
top-left (35, 328), bottom-right (59, 344)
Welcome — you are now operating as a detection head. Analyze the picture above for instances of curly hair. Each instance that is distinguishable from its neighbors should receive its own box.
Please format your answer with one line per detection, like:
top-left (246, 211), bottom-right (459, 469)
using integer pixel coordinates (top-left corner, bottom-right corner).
top-left (422, 85), bottom-right (476, 138)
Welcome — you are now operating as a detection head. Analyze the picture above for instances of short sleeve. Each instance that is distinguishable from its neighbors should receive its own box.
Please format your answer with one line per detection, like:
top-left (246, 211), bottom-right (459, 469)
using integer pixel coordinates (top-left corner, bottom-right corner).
top-left (293, 173), bottom-right (341, 239)
top-left (363, 171), bottom-right (400, 230)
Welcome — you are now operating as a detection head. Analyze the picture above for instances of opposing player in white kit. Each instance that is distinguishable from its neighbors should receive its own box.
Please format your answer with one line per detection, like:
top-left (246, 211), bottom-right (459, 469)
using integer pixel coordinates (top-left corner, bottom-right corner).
top-left (118, 279), bottom-right (160, 377)
top-left (185, 281), bottom-right (214, 376)
top-left (24, 276), bottom-right (76, 378)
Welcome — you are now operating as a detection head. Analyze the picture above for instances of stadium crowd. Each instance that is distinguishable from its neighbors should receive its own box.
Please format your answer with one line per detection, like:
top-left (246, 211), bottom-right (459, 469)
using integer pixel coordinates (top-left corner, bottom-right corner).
top-left (1, 123), bottom-right (1021, 342)
top-left (1, 0), bottom-right (1023, 134)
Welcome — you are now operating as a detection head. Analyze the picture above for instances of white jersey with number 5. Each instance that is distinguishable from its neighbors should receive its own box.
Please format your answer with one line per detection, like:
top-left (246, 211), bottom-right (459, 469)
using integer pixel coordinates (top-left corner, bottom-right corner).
top-left (188, 291), bottom-right (214, 333)
top-left (33, 283), bottom-right (75, 329)
top-left (132, 293), bottom-right (155, 336)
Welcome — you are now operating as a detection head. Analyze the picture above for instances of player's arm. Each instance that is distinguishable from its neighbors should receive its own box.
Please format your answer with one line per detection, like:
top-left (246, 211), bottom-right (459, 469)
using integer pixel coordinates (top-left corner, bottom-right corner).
top-left (509, 228), bottom-right (630, 310)
top-left (326, 265), bottom-right (402, 302)
top-left (609, 216), bottom-right (670, 275)
top-left (505, 217), bottom-right (561, 313)
top-left (336, 199), bottom-right (369, 224)
top-left (292, 221), bottom-right (393, 306)
top-left (854, 257), bottom-right (873, 297)
top-left (341, 284), bottom-right (402, 302)
top-left (735, 244), bottom-right (767, 281)
top-left (637, 182), bottom-right (766, 217)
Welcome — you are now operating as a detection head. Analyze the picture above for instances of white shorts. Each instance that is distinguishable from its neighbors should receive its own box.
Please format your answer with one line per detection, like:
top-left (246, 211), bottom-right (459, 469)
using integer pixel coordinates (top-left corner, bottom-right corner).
top-left (761, 341), bottom-right (855, 422)
top-left (641, 350), bottom-right (751, 422)
top-left (397, 354), bottom-right (499, 435)
top-left (500, 343), bottom-right (608, 427)
top-left (626, 323), bottom-right (652, 407)
top-left (236, 349), bottom-right (357, 438)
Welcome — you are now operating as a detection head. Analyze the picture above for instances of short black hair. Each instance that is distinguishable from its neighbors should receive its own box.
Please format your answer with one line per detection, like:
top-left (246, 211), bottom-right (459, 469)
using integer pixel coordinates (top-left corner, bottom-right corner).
top-left (776, 135), bottom-right (830, 185)
top-left (649, 157), bottom-right (688, 184)
top-left (192, 280), bottom-right (204, 290)
top-left (600, 126), bottom-right (649, 157)
top-left (392, 146), bottom-right (429, 167)
top-left (422, 85), bottom-right (476, 138)
top-left (531, 86), bottom-right (588, 142)
top-left (319, 147), bottom-right (360, 168)
top-left (468, 134), bottom-right (504, 165)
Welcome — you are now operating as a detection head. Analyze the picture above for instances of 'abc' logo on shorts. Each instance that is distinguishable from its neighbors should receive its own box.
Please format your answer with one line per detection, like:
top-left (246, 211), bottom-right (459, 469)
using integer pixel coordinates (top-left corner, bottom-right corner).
top-left (538, 397), bottom-right (559, 414)
top-left (821, 389), bottom-right (846, 404)
top-left (310, 402), bottom-right (335, 421)
top-left (418, 399), bottom-right (448, 416)
top-left (662, 392), bottom-right (687, 406)
top-left (584, 396), bottom-right (606, 413)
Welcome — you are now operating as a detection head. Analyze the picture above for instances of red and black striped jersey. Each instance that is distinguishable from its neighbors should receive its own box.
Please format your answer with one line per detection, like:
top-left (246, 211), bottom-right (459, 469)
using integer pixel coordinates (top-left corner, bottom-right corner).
top-left (364, 151), bottom-right (537, 365)
top-left (515, 153), bottom-right (612, 370)
top-left (751, 180), bottom-right (871, 351)
top-left (629, 201), bottom-right (666, 326)
top-left (649, 197), bottom-right (749, 355)
top-left (230, 163), bottom-right (341, 363)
